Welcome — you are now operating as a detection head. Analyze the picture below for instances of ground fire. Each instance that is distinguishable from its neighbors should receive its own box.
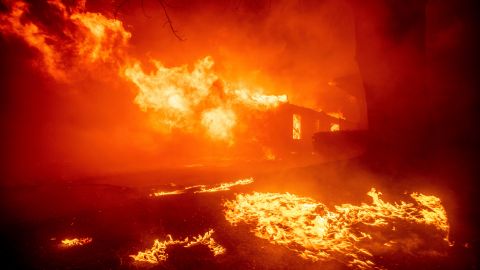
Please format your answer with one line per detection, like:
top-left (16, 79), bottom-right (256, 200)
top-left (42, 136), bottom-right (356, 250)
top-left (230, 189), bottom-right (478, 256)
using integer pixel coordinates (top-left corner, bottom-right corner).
top-left (224, 187), bottom-right (450, 269)
top-left (130, 229), bottom-right (225, 264)
top-left (0, 0), bottom-right (478, 270)
top-left (60, 237), bottom-right (93, 248)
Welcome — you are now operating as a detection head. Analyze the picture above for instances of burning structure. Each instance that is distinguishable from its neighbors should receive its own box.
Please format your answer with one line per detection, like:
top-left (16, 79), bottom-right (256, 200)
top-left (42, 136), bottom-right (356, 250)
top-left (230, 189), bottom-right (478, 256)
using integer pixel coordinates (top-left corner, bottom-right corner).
top-left (0, 0), bottom-right (478, 269)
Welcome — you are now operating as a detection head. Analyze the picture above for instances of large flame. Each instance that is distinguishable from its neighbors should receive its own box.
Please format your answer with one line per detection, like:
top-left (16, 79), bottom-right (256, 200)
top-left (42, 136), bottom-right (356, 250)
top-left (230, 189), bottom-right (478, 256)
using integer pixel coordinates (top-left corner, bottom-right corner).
top-left (123, 57), bottom-right (287, 142)
top-left (0, 0), bottom-right (287, 144)
top-left (224, 188), bottom-right (450, 269)
top-left (0, 0), bottom-right (130, 79)
top-left (130, 229), bottom-right (225, 264)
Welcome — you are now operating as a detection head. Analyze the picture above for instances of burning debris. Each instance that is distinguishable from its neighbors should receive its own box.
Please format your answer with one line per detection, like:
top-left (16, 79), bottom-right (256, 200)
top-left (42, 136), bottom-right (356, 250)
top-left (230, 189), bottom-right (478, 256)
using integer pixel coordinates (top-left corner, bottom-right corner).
top-left (60, 237), bottom-right (93, 248)
top-left (130, 229), bottom-right (225, 264)
top-left (224, 188), bottom-right (450, 269)
top-left (150, 177), bottom-right (254, 197)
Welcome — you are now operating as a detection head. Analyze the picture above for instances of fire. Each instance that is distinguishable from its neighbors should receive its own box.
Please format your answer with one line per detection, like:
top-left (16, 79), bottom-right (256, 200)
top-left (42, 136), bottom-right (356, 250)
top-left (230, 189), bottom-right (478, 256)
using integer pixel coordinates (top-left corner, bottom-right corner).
top-left (70, 12), bottom-right (131, 63)
top-left (201, 107), bottom-right (237, 142)
top-left (60, 237), bottom-right (92, 247)
top-left (183, 229), bottom-right (226, 256)
top-left (0, 1), bottom-right (63, 78)
top-left (224, 188), bottom-right (450, 269)
top-left (123, 57), bottom-right (287, 142)
top-left (150, 178), bottom-right (254, 197)
top-left (0, 0), bottom-right (130, 79)
top-left (327, 111), bottom-right (347, 120)
top-left (0, 1), bottom-right (288, 143)
top-left (130, 229), bottom-right (225, 264)
top-left (195, 178), bottom-right (254, 193)
top-left (292, 114), bottom-right (302, 140)
top-left (330, 123), bottom-right (340, 132)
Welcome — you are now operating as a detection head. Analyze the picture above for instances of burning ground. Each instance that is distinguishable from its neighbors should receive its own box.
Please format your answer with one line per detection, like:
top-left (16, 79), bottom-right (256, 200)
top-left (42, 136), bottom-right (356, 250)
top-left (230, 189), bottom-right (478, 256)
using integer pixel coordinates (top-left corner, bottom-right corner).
top-left (0, 160), bottom-right (475, 270)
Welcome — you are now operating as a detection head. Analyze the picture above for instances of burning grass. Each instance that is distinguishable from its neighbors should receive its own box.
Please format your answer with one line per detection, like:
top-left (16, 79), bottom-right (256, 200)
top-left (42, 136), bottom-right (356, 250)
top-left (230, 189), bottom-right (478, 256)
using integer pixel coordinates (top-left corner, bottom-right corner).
top-left (60, 237), bottom-right (93, 248)
top-left (150, 177), bottom-right (254, 197)
top-left (224, 188), bottom-right (451, 269)
top-left (130, 229), bottom-right (225, 264)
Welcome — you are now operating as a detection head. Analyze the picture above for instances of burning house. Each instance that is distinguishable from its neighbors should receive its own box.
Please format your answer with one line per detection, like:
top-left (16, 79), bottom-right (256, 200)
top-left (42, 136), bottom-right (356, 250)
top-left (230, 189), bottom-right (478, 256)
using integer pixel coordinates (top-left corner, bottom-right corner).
top-left (0, 0), bottom-right (478, 270)
top-left (252, 103), bottom-right (357, 155)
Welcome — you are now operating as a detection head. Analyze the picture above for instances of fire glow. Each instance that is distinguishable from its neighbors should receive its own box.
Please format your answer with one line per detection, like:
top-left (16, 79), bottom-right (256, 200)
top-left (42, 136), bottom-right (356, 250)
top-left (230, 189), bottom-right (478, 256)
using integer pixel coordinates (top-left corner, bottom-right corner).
top-left (224, 188), bottom-right (450, 269)
top-left (130, 229), bottom-right (225, 264)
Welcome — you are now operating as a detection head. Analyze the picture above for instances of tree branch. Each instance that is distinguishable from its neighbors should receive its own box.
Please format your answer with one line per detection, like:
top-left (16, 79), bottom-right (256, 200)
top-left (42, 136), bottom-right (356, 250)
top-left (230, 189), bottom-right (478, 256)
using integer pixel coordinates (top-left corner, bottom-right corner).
top-left (158, 0), bottom-right (185, 41)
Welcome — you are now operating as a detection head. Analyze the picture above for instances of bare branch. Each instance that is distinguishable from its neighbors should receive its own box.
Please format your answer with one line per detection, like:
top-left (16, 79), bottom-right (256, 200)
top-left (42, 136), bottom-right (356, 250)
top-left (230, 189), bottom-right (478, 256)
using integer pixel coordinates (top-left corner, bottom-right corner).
top-left (157, 0), bottom-right (185, 41)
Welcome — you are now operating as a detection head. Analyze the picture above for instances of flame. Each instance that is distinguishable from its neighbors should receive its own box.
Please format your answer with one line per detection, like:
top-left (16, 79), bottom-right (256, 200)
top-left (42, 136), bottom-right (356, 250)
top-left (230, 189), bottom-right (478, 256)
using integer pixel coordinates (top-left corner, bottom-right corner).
top-left (292, 114), bottom-right (301, 140)
top-left (201, 107), bottom-right (237, 142)
top-left (0, 0), bottom-right (130, 79)
top-left (60, 237), bottom-right (92, 247)
top-left (183, 229), bottom-right (226, 256)
top-left (150, 190), bottom-right (185, 197)
top-left (150, 178), bottom-right (254, 197)
top-left (224, 188), bottom-right (450, 269)
top-left (0, 1), bottom-right (288, 143)
top-left (130, 229), bottom-right (225, 264)
top-left (195, 178), bottom-right (254, 193)
top-left (327, 112), bottom-right (346, 120)
top-left (0, 1), bottom-right (63, 78)
top-left (70, 12), bottom-right (131, 63)
top-left (330, 123), bottom-right (340, 132)
top-left (123, 57), bottom-right (287, 142)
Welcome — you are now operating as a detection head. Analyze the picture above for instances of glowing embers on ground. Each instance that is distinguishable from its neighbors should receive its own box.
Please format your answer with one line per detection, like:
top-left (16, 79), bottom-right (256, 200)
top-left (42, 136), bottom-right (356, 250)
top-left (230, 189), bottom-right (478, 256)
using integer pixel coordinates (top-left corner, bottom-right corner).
top-left (130, 229), bottom-right (225, 264)
top-left (150, 177), bottom-right (254, 197)
top-left (224, 189), bottom-right (451, 269)
top-left (60, 237), bottom-right (93, 248)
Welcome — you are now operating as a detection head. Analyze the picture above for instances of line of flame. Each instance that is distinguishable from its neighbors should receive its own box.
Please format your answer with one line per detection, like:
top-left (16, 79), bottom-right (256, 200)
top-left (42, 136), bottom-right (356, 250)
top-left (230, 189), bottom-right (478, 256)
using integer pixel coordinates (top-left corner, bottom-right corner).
top-left (130, 229), bottom-right (225, 264)
top-left (150, 177), bottom-right (254, 197)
